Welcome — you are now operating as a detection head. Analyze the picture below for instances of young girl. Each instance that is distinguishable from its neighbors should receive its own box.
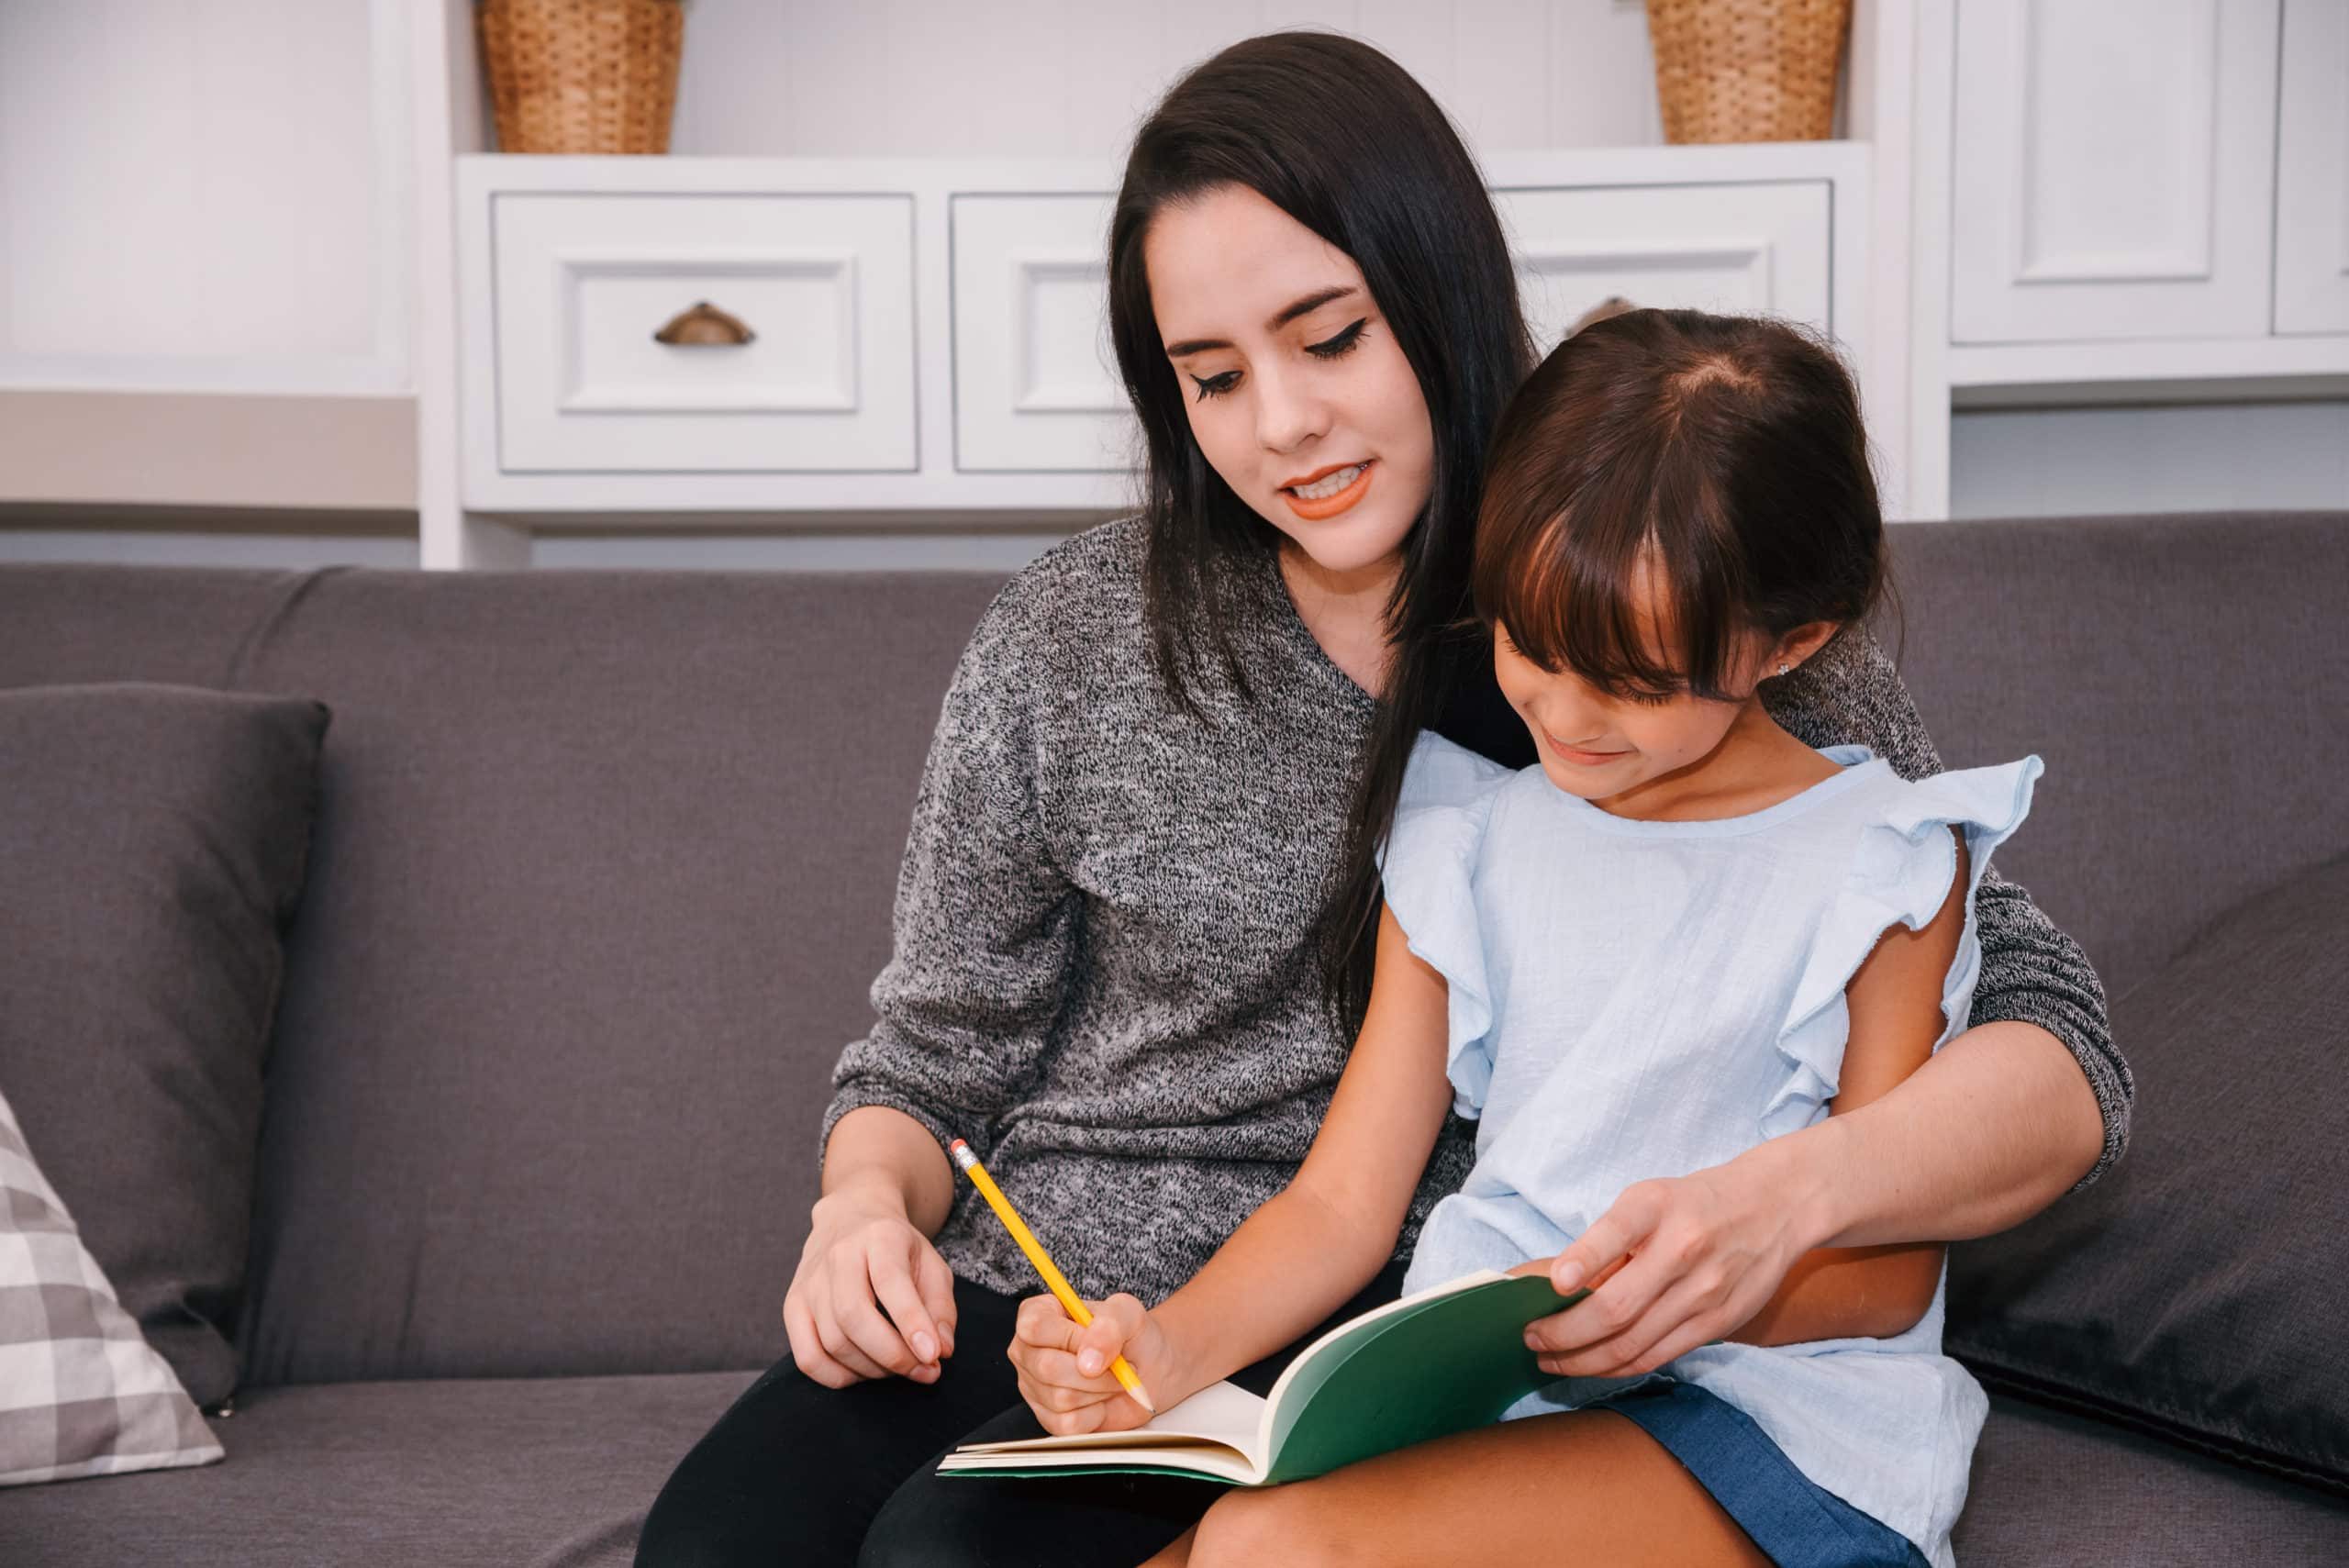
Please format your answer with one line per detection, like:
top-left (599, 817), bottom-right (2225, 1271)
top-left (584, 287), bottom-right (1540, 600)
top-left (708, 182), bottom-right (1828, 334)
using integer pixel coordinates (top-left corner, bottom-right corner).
top-left (1002, 309), bottom-right (2030, 1568)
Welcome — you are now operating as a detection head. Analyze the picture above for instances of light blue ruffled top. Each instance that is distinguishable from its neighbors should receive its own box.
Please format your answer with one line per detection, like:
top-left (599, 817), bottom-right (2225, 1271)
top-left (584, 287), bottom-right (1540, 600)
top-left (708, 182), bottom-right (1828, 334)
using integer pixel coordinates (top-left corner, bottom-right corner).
top-left (1383, 730), bottom-right (2043, 1568)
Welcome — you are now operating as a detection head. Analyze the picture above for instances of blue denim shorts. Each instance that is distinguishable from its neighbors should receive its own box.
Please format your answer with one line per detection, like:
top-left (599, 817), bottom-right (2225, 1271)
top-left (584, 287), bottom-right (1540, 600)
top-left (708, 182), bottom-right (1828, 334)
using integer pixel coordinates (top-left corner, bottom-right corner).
top-left (1588, 1380), bottom-right (1932, 1568)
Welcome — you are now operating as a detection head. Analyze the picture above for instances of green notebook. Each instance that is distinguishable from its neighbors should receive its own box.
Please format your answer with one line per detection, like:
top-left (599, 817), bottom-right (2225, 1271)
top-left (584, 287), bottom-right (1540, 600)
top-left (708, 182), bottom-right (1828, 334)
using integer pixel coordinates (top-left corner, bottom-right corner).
top-left (937, 1270), bottom-right (1585, 1486)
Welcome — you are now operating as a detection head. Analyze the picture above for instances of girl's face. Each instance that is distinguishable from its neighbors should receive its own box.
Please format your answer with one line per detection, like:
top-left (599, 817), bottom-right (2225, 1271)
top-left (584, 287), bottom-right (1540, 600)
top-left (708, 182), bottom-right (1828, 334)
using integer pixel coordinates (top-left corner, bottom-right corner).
top-left (1493, 554), bottom-right (1831, 811)
top-left (1142, 183), bottom-right (1436, 579)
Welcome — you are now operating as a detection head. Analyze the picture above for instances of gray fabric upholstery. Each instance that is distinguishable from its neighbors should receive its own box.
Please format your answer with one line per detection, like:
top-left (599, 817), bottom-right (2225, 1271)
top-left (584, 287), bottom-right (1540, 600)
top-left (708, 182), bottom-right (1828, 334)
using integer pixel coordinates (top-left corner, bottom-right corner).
top-left (1, 512), bottom-right (2345, 1557)
top-left (223, 568), bottom-right (1008, 1387)
top-left (1866, 510), bottom-right (2349, 999)
top-left (0, 1384), bottom-right (2336, 1568)
top-left (1949, 851), bottom-right (2349, 1490)
top-left (0, 1370), bottom-right (758, 1567)
top-left (0, 683), bottom-right (328, 1407)
top-left (1953, 1397), bottom-right (2349, 1565)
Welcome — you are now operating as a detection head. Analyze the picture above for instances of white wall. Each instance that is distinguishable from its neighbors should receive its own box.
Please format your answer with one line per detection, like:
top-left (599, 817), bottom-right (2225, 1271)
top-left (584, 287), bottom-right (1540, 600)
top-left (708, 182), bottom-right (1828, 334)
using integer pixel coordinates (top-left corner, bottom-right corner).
top-left (670, 0), bottom-right (1664, 161)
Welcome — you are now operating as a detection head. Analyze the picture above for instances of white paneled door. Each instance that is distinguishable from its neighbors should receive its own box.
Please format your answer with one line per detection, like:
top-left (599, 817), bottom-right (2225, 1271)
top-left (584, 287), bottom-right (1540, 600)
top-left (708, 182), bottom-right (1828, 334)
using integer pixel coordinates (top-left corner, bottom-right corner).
top-left (1951, 0), bottom-right (2282, 343)
top-left (2275, 0), bottom-right (2349, 335)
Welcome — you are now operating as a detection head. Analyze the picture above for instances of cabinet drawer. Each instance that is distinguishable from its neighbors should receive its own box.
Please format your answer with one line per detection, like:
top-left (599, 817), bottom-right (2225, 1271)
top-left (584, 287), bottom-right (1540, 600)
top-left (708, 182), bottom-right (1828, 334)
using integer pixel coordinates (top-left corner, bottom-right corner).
top-left (1495, 182), bottom-right (1833, 354)
top-left (491, 192), bottom-right (916, 473)
top-left (951, 193), bottom-right (1135, 473)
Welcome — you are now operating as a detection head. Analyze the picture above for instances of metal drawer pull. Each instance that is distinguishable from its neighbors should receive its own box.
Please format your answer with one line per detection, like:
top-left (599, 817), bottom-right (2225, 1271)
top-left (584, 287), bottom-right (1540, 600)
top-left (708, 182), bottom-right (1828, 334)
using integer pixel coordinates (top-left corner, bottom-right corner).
top-left (653, 301), bottom-right (756, 346)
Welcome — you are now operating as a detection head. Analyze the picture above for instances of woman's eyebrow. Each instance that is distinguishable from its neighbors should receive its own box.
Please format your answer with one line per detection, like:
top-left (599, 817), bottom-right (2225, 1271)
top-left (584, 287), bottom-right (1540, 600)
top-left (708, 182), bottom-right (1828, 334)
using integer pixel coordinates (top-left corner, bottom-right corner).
top-left (1163, 285), bottom-right (1360, 357)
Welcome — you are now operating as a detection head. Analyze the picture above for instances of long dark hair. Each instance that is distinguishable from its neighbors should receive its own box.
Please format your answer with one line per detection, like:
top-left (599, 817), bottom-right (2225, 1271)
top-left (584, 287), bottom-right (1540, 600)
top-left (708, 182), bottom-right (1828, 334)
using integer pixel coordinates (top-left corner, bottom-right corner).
top-left (1105, 31), bottom-right (1534, 1035)
top-left (1474, 306), bottom-right (1894, 737)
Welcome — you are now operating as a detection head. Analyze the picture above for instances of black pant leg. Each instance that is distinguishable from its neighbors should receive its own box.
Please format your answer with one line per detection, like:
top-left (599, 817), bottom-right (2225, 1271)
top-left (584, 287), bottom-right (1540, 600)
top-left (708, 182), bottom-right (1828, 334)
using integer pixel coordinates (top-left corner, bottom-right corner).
top-left (857, 1259), bottom-right (1413, 1568)
top-left (633, 1281), bottom-right (1026, 1568)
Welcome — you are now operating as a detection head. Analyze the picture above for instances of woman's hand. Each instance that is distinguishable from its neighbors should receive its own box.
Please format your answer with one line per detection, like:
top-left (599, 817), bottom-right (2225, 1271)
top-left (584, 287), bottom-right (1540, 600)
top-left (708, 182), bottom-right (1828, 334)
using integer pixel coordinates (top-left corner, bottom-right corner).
top-left (1519, 1157), bottom-right (1817, 1378)
top-left (1010, 1292), bottom-right (1175, 1437)
top-left (782, 1185), bottom-right (959, 1388)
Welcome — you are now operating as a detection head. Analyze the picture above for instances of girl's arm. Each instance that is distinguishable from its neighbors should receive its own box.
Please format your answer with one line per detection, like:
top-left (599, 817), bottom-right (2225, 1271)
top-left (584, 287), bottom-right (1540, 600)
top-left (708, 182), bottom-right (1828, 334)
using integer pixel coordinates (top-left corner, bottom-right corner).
top-left (1728, 829), bottom-right (1972, 1344)
top-left (1147, 906), bottom-right (1457, 1406)
top-left (1019, 906), bottom-right (1456, 1425)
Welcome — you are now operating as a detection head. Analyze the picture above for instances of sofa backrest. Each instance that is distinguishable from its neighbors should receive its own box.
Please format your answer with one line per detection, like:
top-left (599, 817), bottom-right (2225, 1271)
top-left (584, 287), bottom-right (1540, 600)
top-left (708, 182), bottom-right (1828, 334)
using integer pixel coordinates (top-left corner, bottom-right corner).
top-left (1, 509), bottom-right (2342, 1385)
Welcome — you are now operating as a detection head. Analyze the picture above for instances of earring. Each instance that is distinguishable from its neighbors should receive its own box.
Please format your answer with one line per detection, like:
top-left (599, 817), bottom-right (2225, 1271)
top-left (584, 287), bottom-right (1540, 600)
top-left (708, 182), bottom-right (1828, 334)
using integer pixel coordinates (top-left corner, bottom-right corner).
top-left (1776, 663), bottom-right (1790, 677)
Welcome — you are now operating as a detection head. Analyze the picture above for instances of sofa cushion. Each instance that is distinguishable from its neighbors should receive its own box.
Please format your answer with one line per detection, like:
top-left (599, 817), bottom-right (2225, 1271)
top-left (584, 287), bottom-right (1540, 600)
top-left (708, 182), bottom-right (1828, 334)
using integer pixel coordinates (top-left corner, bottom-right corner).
top-left (0, 1370), bottom-right (758, 1567)
top-left (0, 683), bottom-right (328, 1407)
top-left (1952, 1397), bottom-right (2349, 1565)
top-left (214, 569), bottom-right (1004, 1386)
top-left (0, 1084), bottom-right (222, 1486)
top-left (0, 1380), bottom-right (2333, 1567)
top-left (1947, 851), bottom-right (2349, 1491)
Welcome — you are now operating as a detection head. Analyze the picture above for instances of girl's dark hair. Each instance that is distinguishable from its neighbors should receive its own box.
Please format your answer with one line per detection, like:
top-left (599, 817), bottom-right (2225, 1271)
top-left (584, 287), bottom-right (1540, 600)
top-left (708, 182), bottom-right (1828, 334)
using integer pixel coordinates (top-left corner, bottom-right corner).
top-left (1106, 31), bottom-right (1533, 1038)
top-left (1469, 308), bottom-right (1891, 706)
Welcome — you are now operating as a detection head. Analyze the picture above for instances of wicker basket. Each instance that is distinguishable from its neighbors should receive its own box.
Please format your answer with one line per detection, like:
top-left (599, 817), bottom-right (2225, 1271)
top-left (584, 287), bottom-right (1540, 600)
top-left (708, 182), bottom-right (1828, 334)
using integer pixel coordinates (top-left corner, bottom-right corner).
top-left (478, 0), bottom-right (684, 155)
top-left (1646, 0), bottom-right (1852, 144)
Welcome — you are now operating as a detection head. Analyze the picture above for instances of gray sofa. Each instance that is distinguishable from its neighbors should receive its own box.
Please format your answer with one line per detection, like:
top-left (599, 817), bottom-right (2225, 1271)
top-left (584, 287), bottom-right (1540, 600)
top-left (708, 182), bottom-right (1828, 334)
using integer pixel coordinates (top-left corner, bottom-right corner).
top-left (1, 510), bottom-right (2344, 1565)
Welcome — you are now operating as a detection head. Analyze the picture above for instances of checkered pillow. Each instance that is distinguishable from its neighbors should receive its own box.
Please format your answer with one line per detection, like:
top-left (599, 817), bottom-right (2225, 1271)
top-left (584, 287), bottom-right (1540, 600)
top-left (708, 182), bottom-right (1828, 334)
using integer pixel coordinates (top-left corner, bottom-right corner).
top-left (0, 1084), bottom-right (222, 1486)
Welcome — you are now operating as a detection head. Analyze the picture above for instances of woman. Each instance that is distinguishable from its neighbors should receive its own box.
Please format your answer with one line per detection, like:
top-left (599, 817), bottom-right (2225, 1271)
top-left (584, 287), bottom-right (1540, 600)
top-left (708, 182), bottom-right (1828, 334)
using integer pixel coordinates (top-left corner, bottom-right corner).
top-left (635, 33), bottom-right (2126, 1568)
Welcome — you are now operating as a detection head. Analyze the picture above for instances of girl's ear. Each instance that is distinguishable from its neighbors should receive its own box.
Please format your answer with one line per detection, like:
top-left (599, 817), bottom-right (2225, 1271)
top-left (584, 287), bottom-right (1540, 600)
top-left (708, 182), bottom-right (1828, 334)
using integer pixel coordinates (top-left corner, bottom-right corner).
top-left (1770, 619), bottom-right (1843, 674)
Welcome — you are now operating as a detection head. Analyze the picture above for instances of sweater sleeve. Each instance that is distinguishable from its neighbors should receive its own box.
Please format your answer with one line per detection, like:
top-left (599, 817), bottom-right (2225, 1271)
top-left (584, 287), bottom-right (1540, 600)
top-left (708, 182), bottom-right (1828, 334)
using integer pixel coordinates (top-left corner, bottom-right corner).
top-left (817, 571), bottom-right (1081, 1174)
top-left (1760, 626), bottom-right (2133, 1190)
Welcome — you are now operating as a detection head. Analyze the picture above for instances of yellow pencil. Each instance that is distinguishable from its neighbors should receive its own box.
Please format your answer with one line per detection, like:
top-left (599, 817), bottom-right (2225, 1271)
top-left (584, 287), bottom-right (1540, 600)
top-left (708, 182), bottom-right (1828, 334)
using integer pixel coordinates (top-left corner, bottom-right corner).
top-left (948, 1139), bottom-right (1156, 1414)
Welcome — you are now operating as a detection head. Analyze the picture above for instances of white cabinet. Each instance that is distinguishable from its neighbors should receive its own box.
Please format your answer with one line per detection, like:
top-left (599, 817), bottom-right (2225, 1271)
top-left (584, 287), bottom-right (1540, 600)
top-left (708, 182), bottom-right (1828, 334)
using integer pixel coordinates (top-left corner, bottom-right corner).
top-left (487, 191), bottom-right (917, 473)
top-left (1497, 182), bottom-right (1833, 352)
top-left (950, 194), bottom-right (1132, 473)
top-left (1950, 0), bottom-right (2281, 343)
top-left (2275, 0), bottom-right (2349, 335)
top-left (449, 146), bottom-right (1868, 528)
top-left (947, 181), bottom-right (1838, 475)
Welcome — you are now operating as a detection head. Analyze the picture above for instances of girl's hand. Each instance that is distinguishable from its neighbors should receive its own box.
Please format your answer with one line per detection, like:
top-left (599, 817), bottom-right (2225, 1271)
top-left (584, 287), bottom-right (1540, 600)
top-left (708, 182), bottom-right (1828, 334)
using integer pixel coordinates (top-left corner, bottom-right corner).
top-left (782, 1187), bottom-right (958, 1388)
top-left (1009, 1292), bottom-right (1174, 1437)
top-left (1519, 1162), bottom-right (1810, 1378)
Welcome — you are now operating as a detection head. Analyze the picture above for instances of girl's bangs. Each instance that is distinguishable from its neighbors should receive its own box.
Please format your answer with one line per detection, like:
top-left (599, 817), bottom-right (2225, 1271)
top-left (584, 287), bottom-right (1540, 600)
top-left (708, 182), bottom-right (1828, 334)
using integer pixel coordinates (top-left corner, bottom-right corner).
top-left (1477, 458), bottom-right (1742, 703)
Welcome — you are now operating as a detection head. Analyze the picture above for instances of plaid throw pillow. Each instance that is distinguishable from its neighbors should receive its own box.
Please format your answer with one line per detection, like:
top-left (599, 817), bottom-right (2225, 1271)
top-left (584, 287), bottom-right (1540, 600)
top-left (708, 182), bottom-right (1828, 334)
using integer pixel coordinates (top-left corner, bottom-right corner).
top-left (0, 1084), bottom-right (222, 1486)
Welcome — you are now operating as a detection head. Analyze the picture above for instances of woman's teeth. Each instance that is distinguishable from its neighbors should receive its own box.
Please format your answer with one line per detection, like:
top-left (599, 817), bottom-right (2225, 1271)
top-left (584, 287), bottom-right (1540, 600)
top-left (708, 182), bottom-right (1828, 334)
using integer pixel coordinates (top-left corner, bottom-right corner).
top-left (1290, 462), bottom-right (1367, 500)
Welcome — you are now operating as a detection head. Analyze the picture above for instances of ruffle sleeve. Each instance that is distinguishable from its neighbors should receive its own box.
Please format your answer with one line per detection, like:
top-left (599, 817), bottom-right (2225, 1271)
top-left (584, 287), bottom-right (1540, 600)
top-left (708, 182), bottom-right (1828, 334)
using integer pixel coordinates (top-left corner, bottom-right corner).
top-left (1763, 755), bottom-right (2046, 1140)
top-left (1375, 731), bottom-right (1514, 1118)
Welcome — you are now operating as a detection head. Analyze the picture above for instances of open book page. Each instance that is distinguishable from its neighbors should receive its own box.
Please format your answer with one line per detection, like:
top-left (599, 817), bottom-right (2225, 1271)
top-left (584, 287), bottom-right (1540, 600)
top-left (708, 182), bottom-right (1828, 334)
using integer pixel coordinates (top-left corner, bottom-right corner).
top-left (939, 1270), bottom-right (1530, 1485)
top-left (945, 1377), bottom-right (1268, 1465)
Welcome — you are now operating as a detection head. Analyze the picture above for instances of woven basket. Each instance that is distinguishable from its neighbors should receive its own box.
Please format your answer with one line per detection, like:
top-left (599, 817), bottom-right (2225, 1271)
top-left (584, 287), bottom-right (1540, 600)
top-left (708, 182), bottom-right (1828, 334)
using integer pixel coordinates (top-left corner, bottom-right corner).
top-left (478, 0), bottom-right (684, 155)
top-left (1646, 0), bottom-right (1852, 144)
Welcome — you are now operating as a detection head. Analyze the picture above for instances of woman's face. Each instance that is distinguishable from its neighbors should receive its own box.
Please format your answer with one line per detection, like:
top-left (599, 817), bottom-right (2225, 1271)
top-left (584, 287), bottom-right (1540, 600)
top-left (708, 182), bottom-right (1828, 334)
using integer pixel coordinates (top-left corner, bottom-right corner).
top-left (1141, 183), bottom-right (1436, 579)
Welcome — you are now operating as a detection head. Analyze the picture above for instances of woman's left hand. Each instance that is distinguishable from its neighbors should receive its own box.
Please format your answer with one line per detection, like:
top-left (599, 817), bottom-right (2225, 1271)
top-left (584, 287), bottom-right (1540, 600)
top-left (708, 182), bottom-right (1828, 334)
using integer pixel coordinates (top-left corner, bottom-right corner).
top-left (1517, 1159), bottom-right (1817, 1378)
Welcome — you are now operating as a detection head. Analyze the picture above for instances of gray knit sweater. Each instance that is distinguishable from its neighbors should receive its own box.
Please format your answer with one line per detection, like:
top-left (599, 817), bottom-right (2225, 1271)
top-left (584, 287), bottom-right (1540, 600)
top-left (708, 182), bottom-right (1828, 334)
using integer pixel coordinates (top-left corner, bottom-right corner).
top-left (820, 517), bottom-right (2130, 1306)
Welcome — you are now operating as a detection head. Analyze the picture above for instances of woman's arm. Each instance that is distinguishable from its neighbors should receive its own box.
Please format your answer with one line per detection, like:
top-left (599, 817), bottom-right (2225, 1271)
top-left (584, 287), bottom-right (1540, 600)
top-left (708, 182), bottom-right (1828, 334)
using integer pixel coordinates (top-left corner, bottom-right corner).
top-left (1017, 906), bottom-right (1456, 1429)
top-left (1763, 626), bottom-right (2130, 1177)
top-left (789, 574), bottom-right (1083, 1388)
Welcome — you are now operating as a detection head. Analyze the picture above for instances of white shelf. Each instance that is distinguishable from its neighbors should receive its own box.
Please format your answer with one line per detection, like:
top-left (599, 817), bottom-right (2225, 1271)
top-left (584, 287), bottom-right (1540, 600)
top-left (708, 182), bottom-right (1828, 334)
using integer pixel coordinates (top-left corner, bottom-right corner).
top-left (1948, 336), bottom-right (2349, 406)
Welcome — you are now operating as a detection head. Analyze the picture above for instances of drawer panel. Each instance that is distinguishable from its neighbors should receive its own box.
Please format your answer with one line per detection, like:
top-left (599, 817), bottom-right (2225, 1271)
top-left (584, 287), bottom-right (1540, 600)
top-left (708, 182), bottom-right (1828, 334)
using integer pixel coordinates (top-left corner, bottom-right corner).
top-left (492, 193), bottom-right (916, 473)
top-left (1496, 182), bottom-right (1833, 354)
top-left (951, 193), bottom-right (1137, 473)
